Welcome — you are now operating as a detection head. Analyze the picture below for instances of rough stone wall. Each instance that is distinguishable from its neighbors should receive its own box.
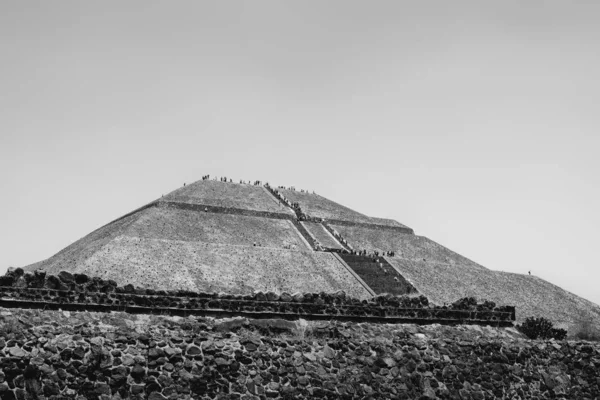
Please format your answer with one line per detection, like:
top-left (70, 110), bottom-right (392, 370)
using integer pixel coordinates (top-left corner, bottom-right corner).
top-left (0, 308), bottom-right (598, 400)
top-left (0, 269), bottom-right (514, 325)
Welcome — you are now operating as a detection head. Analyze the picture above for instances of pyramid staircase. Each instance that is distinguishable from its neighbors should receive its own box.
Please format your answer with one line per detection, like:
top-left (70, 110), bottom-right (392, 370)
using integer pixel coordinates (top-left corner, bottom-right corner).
top-left (264, 184), bottom-right (417, 295)
top-left (338, 253), bottom-right (417, 296)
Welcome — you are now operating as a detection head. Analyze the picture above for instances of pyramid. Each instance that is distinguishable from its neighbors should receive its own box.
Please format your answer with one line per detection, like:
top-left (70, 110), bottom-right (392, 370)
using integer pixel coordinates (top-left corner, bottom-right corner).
top-left (26, 177), bottom-right (600, 330)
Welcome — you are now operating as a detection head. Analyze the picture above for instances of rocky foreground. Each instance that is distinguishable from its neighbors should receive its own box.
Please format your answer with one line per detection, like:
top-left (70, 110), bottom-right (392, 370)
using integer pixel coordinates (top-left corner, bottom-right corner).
top-left (0, 308), bottom-right (599, 399)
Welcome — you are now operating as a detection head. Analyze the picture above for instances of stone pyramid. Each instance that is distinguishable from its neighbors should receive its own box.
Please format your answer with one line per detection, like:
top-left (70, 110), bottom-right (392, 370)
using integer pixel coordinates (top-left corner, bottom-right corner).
top-left (25, 177), bottom-right (600, 330)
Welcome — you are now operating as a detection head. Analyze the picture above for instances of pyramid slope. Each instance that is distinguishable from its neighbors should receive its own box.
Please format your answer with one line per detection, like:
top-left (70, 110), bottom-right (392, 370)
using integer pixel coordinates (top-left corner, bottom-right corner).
top-left (277, 188), bottom-right (409, 228)
top-left (126, 206), bottom-right (309, 250)
top-left (26, 211), bottom-right (146, 272)
top-left (24, 195), bottom-right (371, 298)
top-left (388, 257), bottom-right (600, 330)
top-left (164, 180), bottom-right (293, 215)
top-left (61, 237), bottom-right (371, 298)
top-left (333, 224), bottom-right (486, 270)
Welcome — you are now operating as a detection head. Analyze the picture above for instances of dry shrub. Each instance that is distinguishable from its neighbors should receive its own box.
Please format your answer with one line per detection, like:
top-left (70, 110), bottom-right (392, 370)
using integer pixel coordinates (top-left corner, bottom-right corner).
top-left (517, 317), bottom-right (567, 340)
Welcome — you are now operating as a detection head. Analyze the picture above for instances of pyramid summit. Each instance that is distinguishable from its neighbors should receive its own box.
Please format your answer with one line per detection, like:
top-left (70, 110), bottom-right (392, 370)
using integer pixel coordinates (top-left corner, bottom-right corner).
top-left (26, 176), bottom-right (600, 331)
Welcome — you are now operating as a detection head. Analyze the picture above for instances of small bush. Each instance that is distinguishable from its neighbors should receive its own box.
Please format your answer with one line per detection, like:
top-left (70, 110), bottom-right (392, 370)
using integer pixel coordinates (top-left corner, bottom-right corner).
top-left (517, 316), bottom-right (567, 340)
top-left (450, 297), bottom-right (478, 310)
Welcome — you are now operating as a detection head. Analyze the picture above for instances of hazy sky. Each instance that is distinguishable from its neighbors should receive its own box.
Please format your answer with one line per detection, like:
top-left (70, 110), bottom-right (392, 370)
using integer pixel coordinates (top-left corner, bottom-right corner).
top-left (1, 1), bottom-right (599, 306)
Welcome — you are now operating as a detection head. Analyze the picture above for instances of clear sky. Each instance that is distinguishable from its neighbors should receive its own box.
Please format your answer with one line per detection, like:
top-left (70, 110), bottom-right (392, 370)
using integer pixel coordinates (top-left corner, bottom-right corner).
top-left (1, 1), bottom-right (599, 306)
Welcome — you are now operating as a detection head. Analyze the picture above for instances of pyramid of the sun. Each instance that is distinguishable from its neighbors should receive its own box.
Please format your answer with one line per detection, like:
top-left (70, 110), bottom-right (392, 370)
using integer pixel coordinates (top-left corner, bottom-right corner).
top-left (26, 178), bottom-right (600, 330)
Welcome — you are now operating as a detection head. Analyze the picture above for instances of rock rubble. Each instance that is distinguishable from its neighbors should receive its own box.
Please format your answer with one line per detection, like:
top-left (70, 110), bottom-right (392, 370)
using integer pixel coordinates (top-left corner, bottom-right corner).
top-left (0, 308), bottom-right (598, 399)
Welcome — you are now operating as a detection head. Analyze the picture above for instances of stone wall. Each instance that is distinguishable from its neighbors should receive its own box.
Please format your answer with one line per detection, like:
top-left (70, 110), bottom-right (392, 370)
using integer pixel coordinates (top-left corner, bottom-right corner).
top-left (0, 269), bottom-right (514, 326)
top-left (0, 308), bottom-right (598, 399)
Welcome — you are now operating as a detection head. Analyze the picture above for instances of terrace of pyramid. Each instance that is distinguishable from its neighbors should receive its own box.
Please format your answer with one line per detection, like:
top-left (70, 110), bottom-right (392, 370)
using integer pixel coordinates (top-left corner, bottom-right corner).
top-left (25, 176), bottom-right (600, 331)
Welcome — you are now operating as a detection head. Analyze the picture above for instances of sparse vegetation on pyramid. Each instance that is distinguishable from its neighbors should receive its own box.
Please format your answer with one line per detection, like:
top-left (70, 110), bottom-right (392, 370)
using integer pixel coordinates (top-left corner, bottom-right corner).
top-left (24, 176), bottom-right (600, 331)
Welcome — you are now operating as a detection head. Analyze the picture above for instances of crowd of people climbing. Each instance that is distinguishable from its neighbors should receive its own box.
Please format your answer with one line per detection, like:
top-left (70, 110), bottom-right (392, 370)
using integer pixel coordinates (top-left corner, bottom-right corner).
top-left (324, 248), bottom-right (396, 258)
top-left (349, 249), bottom-right (396, 257)
top-left (265, 185), bottom-right (296, 212)
top-left (276, 185), bottom-right (315, 194)
top-left (322, 224), bottom-right (351, 250)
